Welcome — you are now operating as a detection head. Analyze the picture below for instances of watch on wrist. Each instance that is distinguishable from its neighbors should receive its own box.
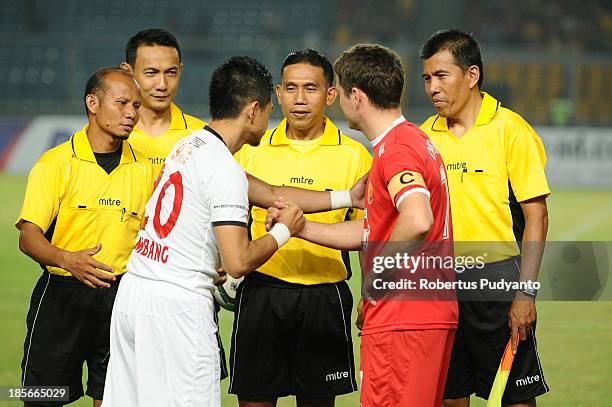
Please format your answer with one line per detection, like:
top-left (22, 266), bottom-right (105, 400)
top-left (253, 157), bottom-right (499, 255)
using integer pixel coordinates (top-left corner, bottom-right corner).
top-left (518, 288), bottom-right (537, 300)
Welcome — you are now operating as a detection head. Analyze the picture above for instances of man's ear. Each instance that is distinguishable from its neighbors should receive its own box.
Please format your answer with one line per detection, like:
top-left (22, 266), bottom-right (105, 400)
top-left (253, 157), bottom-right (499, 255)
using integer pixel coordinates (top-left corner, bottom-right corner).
top-left (275, 84), bottom-right (282, 104)
top-left (326, 86), bottom-right (338, 106)
top-left (467, 65), bottom-right (480, 89)
top-left (247, 100), bottom-right (260, 123)
top-left (120, 62), bottom-right (133, 74)
top-left (85, 94), bottom-right (99, 115)
top-left (352, 86), bottom-right (364, 107)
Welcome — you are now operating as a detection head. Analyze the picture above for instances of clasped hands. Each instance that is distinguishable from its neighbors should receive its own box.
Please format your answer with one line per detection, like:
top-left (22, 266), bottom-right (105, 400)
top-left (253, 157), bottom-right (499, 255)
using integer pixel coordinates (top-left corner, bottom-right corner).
top-left (265, 198), bottom-right (306, 237)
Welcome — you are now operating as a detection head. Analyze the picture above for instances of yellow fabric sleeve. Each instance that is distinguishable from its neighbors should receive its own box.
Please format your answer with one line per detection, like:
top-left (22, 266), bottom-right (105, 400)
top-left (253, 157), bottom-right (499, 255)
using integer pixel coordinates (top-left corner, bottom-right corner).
top-left (17, 158), bottom-right (63, 232)
top-left (506, 120), bottom-right (550, 202)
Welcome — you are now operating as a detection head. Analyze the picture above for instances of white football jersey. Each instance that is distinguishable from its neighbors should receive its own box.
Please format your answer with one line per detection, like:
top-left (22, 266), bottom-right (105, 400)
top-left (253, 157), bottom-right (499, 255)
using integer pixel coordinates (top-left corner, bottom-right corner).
top-left (127, 126), bottom-right (249, 296)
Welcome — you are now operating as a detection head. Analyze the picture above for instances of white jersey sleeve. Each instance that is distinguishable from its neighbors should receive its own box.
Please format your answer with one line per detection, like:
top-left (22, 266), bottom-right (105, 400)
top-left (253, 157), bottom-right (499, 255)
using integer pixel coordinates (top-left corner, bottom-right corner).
top-left (202, 164), bottom-right (249, 228)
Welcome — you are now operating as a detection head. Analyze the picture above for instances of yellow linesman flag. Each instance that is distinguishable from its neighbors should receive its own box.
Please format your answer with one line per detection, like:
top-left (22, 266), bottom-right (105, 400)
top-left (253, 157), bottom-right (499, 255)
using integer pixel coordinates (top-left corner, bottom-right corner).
top-left (486, 339), bottom-right (516, 407)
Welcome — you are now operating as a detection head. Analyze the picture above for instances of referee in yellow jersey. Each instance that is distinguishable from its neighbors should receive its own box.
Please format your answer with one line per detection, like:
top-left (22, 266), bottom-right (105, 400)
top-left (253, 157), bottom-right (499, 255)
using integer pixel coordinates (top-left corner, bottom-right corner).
top-left (120, 29), bottom-right (205, 177)
top-left (231, 49), bottom-right (372, 407)
top-left (420, 30), bottom-right (550, 407)
top-left (16, 68), bottom-right (153, 406)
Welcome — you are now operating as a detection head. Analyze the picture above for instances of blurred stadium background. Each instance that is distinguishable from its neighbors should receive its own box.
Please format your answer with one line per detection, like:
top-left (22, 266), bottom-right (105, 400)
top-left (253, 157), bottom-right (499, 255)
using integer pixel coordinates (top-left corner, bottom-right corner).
top-left (1, 0), bottom-right (611, 405)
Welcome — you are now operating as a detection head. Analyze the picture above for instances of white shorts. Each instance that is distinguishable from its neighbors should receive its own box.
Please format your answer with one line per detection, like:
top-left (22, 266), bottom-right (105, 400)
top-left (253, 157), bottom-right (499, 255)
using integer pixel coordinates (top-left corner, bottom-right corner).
top-left (102, 273), bottom-right (220, 407)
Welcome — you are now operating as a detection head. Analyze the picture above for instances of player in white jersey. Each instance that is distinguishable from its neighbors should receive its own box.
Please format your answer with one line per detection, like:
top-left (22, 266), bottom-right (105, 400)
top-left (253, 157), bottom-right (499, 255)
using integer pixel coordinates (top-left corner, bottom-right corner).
top-left (103, 57), bottom-right (365, 407)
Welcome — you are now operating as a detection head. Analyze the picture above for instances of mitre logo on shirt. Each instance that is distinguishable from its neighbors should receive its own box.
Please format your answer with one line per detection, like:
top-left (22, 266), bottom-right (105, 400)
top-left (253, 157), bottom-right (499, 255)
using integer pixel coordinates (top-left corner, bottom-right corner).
top-left (288, 175), bottom-right (316, 186)
top-left (98, 197), bottom-right (122, 207)
top-left (445, 161), bottom-right (467, 172)
top-left (148, 157), bottom-right (165, 165)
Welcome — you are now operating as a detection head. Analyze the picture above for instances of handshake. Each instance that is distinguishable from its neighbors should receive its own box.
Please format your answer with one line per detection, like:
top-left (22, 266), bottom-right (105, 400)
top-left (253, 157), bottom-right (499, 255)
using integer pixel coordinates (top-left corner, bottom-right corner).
top-left (265, 198), bottom-right (306, 239)
top-left (262, 174), bottom-right (368, 248)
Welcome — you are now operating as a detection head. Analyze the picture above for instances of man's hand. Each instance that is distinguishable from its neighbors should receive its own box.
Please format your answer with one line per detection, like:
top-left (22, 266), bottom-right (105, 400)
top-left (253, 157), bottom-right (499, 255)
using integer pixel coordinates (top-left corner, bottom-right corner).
top-left (265, 198), bottom-right (286, 231)
top-left (350, 172), bottom-right (369, 209)
top-left (508, 295), bottom-right (537, 354)
top-left (60, 243), bottom-right (115, 288)
top-left (361, 271), bottom-right (381, 306)
top-left (265, 207), bottom-right (280, 231)
top-left (356, 299), bottom-right (365, 331)
top-left (214, 267), bottom-right (227, 287)
top-left (276, 201), bottom-right (305, 236)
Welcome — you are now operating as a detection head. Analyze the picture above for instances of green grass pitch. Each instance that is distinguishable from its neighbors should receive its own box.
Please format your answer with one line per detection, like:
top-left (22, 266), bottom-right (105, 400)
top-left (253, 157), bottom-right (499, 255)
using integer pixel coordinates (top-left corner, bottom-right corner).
top-left (1, 174), bottom-right (611, 406)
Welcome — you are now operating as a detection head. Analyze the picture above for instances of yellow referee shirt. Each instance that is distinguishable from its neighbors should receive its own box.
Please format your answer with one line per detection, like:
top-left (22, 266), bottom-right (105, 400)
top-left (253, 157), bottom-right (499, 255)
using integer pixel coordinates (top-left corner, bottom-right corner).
top-left (128, 103), bottom-right (205, 177)
top-left (16, 126), bottom-right (154, 276)
top-left (236, 117), bottom-right (372, 284)
top-left (420, 92), bottom-right (550, 261)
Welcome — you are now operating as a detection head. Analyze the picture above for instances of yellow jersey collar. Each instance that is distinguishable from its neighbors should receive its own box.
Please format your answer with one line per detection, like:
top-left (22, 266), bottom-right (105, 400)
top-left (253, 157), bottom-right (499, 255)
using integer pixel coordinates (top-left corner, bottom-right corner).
top-left (132, 103), bottom-right (188, 133)
top-left (431, 92), bottom-right (501, 132)
top-left (72, 125), bottom-right (137, 165)
top-left (269, 117), bottom-right (341, 146)
top-left (474, 92), bottom-right (501, 126)
top-left (169, 103), bottom-right (189, 130)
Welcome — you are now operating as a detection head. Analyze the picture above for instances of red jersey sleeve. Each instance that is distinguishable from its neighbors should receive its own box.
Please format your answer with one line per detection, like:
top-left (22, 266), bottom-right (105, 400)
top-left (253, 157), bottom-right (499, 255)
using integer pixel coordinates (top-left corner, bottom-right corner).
top-left (380, 143), bottom-right (430, 209)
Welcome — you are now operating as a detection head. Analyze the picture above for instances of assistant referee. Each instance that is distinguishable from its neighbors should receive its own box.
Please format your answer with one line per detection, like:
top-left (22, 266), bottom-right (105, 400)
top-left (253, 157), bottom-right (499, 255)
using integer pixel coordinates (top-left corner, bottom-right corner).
top-left (16, 68), bottom-right (153, 407)
top-left (120, 29), bottom-right (205, 177)
top-left (420, 30), bottom-right (550, 407)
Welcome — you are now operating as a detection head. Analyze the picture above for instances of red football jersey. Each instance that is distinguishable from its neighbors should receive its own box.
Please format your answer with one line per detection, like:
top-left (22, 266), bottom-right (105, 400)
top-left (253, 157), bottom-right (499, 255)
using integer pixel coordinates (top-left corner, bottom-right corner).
top-left (361, 117), bottom-right (458, 335)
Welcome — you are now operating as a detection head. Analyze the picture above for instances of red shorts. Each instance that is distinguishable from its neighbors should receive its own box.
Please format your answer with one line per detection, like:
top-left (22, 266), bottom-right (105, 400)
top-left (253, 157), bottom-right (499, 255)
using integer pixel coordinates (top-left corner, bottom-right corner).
top-left (360, 329), bottom-right (456, 407)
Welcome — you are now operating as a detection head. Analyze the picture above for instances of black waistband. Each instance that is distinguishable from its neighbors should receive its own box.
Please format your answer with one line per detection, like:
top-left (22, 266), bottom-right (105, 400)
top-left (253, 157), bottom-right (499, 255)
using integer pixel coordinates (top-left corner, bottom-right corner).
top-left (43, 271), bottom-right (124, 285)
top-left (481, 256), bottom-right (521, 271)
top-left (245, 271), bottom-right (345, 289)
top-left (457, 256), bottom-right (521, 282)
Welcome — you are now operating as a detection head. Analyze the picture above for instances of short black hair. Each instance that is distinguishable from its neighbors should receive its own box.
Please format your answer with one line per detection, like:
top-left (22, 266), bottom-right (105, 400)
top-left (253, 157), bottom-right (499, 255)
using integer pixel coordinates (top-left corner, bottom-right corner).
top-left (281, 48), bottom-right (334, 86)
top-left (125, 28), bottom-right (181, 67)
top-left (209, 56), bottom-right (274, 120)
top-left (334, 44), bottom-right (404, 110)
top-left (420, 29), bottom-right (484, 88)
top-left (84, 67), bottom-right (134, 114)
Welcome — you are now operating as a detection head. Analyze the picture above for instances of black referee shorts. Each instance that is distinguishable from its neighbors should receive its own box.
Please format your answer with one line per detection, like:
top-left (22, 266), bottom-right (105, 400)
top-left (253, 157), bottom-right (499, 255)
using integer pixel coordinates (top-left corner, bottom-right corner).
top-left (444, 257), bottom-right (550, 403)
top-left (229, 272), bottom-right (357, 401)
top-left (21, 272), bottom-right (121, 406)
